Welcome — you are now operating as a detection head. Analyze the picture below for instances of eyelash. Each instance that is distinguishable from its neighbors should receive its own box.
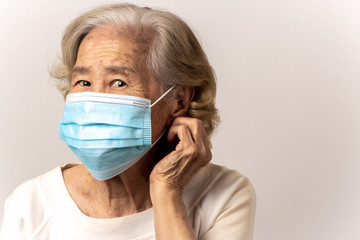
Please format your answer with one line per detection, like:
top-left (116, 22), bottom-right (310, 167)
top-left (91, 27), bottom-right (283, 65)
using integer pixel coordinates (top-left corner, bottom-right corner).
top-left (75, 80), bottom-right (91, 87)
top-left (73, 80), bottom-right (127, 88)
top-left (110, 79), bottom-right (127, 88)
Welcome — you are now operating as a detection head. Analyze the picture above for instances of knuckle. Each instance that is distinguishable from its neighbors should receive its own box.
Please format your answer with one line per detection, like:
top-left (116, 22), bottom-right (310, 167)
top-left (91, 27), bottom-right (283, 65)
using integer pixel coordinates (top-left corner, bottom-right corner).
top-left (179, 124), bottom-right (189, 134)
top-left (186, 144), bottom-right (199, 157)
top-left (178, 124), bottom-right (186, 131)
top-left (194, 118), bottom-right (204, 127)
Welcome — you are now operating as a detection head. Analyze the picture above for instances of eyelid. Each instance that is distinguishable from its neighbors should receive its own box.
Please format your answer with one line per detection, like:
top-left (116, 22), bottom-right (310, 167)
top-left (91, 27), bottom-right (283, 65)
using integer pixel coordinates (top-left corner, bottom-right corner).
top-left (110, 79), bottom-right (127, 87)
top-left (73, 80), bottom-right (91, 87)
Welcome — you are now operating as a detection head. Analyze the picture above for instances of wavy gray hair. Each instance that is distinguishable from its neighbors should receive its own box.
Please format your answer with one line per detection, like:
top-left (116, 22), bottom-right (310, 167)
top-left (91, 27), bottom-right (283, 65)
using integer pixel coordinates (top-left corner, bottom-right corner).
top-left (51, 3), bottom-right (220, 142)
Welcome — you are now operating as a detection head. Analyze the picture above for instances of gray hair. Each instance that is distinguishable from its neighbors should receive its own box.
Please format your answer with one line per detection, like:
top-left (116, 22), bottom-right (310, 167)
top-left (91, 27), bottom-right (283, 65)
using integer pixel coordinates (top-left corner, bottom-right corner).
top-left (51, 3), bottom-right (220, 142)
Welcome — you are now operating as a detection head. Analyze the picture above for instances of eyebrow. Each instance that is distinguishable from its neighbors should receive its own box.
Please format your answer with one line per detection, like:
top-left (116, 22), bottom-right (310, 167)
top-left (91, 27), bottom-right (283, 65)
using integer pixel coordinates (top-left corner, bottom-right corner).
top-left (105, 65), bottom-right (135, 74)
top-left (71, 65), bottom-right (136, 75)
top-left (71, 66), bottom-right (90, 75)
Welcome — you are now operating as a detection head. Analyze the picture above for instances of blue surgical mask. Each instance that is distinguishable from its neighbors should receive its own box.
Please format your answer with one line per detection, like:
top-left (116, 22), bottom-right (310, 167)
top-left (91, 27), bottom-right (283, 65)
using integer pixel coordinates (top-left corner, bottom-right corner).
top-left (58, 86), bottom-right (175, 180)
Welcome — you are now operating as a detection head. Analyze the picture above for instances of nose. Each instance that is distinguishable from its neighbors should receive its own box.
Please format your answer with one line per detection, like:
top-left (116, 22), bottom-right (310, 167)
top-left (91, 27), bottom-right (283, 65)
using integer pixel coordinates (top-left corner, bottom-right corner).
top-left (91, 86), bottom-right (106, 93)
top-left (89, 79), bottom-right (107, 93)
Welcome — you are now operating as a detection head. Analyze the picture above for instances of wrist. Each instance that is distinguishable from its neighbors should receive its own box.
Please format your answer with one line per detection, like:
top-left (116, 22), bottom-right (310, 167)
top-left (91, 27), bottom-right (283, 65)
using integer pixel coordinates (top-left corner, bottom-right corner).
top-left (150, 178), bottom-right (183, 203)
top-left (150, 176), bottom-right (196, 240)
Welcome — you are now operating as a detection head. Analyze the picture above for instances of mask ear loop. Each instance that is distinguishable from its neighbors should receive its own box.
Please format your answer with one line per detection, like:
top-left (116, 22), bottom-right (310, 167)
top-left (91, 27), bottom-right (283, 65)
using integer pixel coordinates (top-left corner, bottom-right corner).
top-left (151, 129), bottom-right (167, 147)
top-left (150, 85), bottom-right (176, 145)
top-left (150, 85), bottom-right (176, 108)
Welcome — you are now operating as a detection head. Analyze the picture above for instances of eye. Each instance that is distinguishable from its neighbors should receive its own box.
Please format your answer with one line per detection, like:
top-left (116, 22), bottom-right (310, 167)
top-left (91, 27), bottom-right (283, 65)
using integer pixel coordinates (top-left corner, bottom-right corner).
top-left (76, 80), bottom-right (91, 87)
top-left (111, 80), bottom-right (127, 88)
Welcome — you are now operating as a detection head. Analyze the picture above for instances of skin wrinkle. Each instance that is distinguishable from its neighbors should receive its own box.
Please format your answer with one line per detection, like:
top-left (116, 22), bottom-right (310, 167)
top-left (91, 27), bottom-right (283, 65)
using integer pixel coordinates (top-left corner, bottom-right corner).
top-left (71, 65), bottom-right (134, 88)
top-left (89, 177), bottom-right (149, 216)
top-left (44, 6), bottom-right (220, 238)
top-left (69, 25), bottom-right (157, 97)
top-left (73, 27), bottom-right (150, 98)
top-left (114, 26), bottom-right (156, 95)
top-left (63, 25), bottom-right (174, 218)
top-left (77, 28), bottom-right (149, 111)
top-left (62, 25), bottom-right (210, 239)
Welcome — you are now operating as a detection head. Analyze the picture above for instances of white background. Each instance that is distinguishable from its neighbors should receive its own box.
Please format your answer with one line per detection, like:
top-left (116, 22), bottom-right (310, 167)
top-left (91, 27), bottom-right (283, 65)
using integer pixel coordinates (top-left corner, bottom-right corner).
top-left (0, 0), bottom-right (359, 239)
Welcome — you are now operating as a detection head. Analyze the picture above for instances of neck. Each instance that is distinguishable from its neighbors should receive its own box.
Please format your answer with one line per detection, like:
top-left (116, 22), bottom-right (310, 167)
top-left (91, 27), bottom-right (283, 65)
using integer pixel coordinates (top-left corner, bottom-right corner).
top-left (87, 165), bottom-right (153, 217)
top-left (64, 139), bottom-right (170, 218)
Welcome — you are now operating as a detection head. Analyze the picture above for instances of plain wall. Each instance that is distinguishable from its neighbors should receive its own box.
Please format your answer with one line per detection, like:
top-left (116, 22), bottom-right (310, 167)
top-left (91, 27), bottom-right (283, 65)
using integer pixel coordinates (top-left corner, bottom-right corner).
top-left (0, 0), bottom-right (359, 239)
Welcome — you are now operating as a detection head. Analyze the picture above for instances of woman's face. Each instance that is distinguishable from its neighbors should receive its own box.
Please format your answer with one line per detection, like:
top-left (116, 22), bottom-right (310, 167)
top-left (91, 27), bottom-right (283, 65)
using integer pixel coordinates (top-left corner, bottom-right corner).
top-left (69, 24), bottom-right (172, 142)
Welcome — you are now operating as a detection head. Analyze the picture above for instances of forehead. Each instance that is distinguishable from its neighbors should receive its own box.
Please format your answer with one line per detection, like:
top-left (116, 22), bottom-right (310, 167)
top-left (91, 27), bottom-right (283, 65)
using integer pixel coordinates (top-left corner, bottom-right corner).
top-left (75, 24), bottom-right (152, 78)
top-left (78, 24), bottom-right (153, 56)
top-left (73, 25), bottom-right (159, 97)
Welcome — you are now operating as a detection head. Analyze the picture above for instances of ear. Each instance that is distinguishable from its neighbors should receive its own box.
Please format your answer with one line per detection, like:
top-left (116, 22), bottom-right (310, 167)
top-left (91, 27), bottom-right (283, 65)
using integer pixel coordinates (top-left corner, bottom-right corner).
top-left (169, 86), bottom-right (194, 119)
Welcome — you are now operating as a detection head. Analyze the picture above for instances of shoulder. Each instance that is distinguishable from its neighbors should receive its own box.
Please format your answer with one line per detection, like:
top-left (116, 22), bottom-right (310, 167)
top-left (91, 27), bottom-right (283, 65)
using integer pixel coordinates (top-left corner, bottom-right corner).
top-left (184, 164), bottom-right (256, 240)
top-left (184, 163), bottom-right (256, 207)
top-left (1, 167), bottom-right (60, 238)
top-left (205, 164), bottom-right (256, 206)
top-left (198, 164), bottom-right (256, 221)
top-left (3, 175), bottom-right (50, 220)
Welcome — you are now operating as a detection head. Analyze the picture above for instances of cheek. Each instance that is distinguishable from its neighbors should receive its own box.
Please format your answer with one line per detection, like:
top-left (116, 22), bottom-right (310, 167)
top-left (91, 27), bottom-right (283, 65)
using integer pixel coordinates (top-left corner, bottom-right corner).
top-left (151, 102), bottom-right (171, 142)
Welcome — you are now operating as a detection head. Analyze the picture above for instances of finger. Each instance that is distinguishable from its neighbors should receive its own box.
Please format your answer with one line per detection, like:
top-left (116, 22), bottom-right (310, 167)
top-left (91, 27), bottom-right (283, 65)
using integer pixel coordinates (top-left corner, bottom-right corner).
top-left (167, 124), bottom-right (207, 169)
top-left (167, 124), bottom-right (194, 149)
top-left (171, 118), bottom-right (212, 164)
top-left (171, 117), bottom-right (207, 144)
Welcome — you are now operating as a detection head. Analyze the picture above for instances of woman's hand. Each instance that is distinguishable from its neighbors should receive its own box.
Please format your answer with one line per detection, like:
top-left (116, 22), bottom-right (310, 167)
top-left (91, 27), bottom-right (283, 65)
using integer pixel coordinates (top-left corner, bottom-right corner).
top-left (150, 117), bottom-right (212, 240)
top-left (150, 117), bottom-right (212, 194)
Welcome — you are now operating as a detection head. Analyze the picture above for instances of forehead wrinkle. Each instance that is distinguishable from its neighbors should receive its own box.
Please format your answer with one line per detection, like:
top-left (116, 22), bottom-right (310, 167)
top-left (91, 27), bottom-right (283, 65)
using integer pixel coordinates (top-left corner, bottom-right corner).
top-left (74, 25), bottom-right (155, 96)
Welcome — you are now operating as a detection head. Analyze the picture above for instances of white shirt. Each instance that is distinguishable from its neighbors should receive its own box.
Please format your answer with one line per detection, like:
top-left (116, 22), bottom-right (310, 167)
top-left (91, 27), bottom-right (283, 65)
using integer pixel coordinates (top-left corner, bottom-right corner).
top-left (1, 163), bottom-right (256, 240)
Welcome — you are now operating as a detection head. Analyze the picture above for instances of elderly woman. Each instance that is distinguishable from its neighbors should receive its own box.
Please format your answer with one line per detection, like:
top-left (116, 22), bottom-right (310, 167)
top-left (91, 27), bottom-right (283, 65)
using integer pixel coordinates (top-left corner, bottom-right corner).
top-left (1, 3), bottom-right (255, 240)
